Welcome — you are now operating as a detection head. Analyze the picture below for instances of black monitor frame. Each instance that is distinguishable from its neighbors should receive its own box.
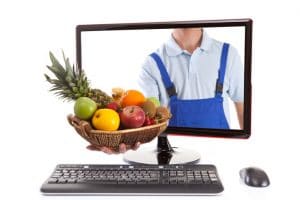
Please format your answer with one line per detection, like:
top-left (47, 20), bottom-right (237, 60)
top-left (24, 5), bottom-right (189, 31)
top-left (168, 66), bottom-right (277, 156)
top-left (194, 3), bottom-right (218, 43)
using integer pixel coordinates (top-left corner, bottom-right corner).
top-left (76, 18), bottom-right (252, 140)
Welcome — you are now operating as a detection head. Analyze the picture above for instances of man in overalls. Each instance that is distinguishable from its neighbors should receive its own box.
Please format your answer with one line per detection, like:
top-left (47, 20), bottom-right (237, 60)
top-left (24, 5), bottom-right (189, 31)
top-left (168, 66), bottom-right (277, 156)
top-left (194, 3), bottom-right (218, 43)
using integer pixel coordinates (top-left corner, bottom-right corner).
top-left (138, 28), bottom-right (244, 129)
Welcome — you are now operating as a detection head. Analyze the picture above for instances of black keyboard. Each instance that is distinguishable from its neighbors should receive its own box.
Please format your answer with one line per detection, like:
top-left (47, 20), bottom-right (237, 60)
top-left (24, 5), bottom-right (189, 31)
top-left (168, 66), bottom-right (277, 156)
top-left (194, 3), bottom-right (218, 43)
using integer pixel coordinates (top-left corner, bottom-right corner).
top-left (41, 164), bottom-right (224, 195)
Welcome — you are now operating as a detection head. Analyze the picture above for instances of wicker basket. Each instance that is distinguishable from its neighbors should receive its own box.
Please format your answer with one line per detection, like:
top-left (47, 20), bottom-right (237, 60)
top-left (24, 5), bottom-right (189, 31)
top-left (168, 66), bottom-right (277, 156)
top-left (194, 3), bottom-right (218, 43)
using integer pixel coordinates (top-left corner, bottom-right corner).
top-left (67, 114), bottom-right (168, 150)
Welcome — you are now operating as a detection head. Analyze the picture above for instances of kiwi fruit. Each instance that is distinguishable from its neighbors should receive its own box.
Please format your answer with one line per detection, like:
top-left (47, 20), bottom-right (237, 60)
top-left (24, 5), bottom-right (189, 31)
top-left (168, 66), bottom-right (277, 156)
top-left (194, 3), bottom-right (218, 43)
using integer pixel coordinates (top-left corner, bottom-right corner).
top-left (141, 100), bottom-right (156, 118)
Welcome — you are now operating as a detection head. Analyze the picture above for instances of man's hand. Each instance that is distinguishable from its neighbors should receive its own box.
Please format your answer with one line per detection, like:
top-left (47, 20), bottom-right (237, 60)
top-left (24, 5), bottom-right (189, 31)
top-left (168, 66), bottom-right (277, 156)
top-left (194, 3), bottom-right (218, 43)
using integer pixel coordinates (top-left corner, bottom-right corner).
top-left (86, 142), bottom-right (141, 154)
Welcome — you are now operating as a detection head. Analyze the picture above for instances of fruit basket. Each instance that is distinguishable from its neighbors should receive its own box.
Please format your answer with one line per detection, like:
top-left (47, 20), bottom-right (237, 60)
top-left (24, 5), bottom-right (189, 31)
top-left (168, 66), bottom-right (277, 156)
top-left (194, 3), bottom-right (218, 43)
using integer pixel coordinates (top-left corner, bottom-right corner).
top-left (45, 52), bottom-right (171, 151)
top-left (67, 114), bottom-right (168, 150)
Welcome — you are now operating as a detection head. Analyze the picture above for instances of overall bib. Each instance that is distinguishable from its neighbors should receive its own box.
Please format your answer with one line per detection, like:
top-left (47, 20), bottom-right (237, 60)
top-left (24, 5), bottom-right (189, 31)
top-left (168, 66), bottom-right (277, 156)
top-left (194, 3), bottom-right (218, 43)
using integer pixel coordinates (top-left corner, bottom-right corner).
top-left (150, 43), bottom-right (230, 129)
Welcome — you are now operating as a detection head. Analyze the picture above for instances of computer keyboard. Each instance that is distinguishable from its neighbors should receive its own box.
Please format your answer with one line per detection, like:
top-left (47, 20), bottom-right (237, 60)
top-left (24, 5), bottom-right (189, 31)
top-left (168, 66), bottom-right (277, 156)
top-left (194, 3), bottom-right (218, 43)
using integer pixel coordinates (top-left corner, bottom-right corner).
top-left (41, 164), bottom-right (224, 195)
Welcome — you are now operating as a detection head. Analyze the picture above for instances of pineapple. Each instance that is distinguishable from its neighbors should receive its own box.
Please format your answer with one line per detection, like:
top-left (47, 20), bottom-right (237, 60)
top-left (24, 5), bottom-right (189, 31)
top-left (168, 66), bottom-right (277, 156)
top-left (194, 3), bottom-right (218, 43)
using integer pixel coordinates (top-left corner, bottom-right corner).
top-left (44, 51), bottom-right (113, 108)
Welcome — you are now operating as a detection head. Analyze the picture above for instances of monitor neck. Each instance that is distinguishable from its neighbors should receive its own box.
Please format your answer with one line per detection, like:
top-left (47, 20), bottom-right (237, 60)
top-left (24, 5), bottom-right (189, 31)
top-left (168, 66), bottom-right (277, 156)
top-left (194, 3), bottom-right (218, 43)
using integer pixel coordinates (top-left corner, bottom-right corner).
top-left (157, 133), bottom-right (174, 152)
top-left (156, 133), bottom-right (174, 165)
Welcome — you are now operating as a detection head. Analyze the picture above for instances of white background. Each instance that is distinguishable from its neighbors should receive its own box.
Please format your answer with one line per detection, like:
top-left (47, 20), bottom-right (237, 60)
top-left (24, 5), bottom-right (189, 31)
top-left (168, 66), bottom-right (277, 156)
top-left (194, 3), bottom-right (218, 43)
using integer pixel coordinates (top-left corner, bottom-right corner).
top-left (0, 0), bottom-right (300, 199)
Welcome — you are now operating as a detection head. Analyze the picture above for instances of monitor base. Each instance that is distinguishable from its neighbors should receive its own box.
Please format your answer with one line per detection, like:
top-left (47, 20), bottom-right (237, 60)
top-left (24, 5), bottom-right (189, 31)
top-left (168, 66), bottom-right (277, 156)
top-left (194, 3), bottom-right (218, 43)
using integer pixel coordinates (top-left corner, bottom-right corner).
top-left (123, 147), bottom-right (201, 165)
top-left (123, 133), bottom-right (201, 165)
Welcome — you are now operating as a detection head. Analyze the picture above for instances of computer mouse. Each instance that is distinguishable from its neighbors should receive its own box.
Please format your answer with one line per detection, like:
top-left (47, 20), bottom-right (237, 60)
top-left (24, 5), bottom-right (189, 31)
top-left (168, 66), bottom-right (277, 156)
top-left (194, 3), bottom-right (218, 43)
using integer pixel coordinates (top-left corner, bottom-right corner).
top-left (239, 167), bottom-right (270, 187)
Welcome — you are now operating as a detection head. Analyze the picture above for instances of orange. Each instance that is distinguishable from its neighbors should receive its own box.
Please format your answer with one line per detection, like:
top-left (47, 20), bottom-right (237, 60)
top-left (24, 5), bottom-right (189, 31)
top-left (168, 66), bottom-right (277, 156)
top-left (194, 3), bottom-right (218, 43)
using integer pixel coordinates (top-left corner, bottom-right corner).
top-left (121, 90), bottom-right (146, 108)
top-left (92, 109), bottom-right (120, 131)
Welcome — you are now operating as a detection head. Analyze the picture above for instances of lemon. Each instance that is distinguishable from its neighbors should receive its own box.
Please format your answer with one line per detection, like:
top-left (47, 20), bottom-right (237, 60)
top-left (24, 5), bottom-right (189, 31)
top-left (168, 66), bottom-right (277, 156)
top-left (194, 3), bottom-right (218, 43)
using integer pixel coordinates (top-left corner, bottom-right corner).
top-left (92, 109), bottom-right (120, 131)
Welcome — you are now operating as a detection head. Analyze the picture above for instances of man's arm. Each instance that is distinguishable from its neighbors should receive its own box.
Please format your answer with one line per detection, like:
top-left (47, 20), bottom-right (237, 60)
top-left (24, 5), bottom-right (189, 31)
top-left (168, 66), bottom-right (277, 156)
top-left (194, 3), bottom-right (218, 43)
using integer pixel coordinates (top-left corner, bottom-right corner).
top-left (227, 45), bottom-right (244, 129)
top-left (137, 58), bottom-right (160, 99)
top-left (234, 102), bottom-right (244, 129)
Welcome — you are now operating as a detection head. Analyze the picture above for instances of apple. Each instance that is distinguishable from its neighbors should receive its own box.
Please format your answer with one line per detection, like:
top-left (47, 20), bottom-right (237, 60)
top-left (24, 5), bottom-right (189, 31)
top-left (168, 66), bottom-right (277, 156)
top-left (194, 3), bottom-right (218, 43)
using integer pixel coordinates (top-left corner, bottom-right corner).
top-left (143, 116), bottom-right (155, 126)
top-left (74, 97), bottom-right (97, 120)
top-left (147, 97), bottom-right (160, 107)
top-left (106, 101), bottom-right (120, 111)
top-left (120, 106), bottom-right (146, 128)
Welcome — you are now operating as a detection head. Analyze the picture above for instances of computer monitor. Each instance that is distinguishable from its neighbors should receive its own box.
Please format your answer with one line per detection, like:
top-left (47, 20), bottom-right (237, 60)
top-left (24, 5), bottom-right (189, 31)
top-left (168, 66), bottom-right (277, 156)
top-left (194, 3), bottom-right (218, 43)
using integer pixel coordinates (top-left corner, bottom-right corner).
top-left (76, 18), bottom-right (252, 165)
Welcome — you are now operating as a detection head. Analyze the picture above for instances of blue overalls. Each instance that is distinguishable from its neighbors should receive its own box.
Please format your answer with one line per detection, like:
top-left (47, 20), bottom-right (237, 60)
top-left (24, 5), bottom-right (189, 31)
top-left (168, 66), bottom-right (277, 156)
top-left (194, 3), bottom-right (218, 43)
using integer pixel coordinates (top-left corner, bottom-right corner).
top-left (150, 43), bottom-right (230, 129)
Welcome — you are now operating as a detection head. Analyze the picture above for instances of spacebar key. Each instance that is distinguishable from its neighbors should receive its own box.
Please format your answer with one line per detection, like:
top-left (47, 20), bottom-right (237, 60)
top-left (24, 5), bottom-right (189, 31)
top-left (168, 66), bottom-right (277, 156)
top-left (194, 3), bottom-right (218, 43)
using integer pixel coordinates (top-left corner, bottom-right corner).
top-left (78, 179), bottom-right (118, 184)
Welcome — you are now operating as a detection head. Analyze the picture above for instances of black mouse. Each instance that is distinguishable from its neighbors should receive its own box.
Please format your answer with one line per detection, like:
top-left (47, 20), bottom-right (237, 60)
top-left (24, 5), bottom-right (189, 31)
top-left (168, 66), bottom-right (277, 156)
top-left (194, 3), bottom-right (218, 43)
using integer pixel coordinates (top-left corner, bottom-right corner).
top-left (239, 167), bottom-right (270, 187)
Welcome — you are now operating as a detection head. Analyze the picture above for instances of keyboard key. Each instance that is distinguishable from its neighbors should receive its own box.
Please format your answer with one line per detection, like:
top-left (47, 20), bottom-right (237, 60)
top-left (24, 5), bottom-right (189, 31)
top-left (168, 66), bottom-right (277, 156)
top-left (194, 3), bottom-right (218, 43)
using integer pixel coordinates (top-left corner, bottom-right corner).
top-left (148, 180), bottom-right (159, 184)
top-left (137, 181), bottom-right (147, 184)
top-left (178, 179), bottom-right (186, 184)
top-left (187, 180), bottom-right (197, 184)
top-left (209, 174), bottom-right (217, 178)
top-left (58, 179), bottom-right (67, 183)
top-left (47, 178), bottom-right (57, 183)
top-left (67, 179), bottom-right (77, 183)
top-left (125, 182), bottom-right (135, 184)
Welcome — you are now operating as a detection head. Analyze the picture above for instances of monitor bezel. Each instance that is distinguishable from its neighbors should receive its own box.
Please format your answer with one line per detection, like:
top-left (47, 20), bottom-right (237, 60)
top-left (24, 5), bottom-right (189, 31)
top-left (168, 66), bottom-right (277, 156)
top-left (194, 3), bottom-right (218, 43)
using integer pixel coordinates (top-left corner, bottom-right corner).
top-left (76, 18), bottom-right (252, 139)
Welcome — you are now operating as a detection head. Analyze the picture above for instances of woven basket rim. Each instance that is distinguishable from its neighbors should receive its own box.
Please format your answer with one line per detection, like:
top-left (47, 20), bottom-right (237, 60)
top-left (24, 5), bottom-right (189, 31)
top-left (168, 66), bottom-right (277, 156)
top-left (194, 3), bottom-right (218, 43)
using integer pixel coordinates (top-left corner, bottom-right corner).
top-left (89, 120), bottom-right (168, 134)
top-left (67, 114), bottom-right (168, 149)
top-left (68, 114), bottom-right (168, 135)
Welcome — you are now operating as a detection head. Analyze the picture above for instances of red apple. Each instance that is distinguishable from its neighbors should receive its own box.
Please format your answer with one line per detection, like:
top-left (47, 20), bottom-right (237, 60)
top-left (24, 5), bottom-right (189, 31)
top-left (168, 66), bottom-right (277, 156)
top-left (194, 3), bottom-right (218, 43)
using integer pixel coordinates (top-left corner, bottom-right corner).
top-left (120, 106), bottom-right (146, 128)
top-left (143, 116), bottom-right (151, 126)
top-left (143, 116), bottom-right (155, 126)
top-left (106, 101), bottom-right (120, 111)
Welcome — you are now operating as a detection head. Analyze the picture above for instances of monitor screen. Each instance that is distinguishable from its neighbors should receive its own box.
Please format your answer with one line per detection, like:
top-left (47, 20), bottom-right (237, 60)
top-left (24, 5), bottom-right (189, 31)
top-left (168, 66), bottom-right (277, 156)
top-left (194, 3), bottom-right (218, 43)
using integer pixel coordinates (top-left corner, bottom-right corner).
top-left (76, 19), bottom-right (252, 140)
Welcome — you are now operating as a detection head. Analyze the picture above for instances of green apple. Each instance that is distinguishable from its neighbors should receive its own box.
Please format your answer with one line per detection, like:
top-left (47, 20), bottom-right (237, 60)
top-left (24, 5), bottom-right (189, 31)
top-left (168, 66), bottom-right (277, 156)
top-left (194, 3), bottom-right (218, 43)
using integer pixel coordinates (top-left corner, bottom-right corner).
top-left (147, 97), bottom-right (160, 107)
top-left (74, 97), bottom-right (97, 120)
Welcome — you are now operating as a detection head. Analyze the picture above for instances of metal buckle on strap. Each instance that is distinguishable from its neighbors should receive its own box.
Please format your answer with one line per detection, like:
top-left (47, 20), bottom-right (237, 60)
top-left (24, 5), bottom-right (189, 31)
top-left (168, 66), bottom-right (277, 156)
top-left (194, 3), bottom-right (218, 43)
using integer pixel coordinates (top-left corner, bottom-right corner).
top-left (167, 85), bottom-right (177, 97)
top-left (216, 83), bottom-right (223, 94)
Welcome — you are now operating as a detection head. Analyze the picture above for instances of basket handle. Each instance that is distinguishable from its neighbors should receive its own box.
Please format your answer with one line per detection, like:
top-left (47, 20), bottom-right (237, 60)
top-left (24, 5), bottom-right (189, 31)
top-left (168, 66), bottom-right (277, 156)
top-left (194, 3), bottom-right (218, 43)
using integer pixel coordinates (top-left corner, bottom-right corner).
top-left (67, 114), bottom-right (81, 127)
top-left (67, 114), bottom-right (92, 139)
top-left (79, 120), bottom-right (92, 139)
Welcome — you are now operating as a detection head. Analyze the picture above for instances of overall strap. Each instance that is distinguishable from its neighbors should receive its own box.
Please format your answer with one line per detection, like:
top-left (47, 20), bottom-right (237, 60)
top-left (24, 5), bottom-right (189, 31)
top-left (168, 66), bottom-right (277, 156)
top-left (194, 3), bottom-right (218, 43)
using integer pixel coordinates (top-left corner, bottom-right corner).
top-left (216, 43), bottom-right (229, 97)
top-left (150, 53), bottom-right (177, 97)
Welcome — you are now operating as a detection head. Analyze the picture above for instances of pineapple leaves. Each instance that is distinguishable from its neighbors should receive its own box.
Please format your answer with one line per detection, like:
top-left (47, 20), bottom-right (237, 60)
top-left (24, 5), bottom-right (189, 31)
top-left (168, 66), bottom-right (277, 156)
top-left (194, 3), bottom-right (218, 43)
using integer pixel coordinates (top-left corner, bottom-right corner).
top-left (62, 51), bottom-right (74, 79)
top-left (49, 51), bottom-right (65, 74)
top-left (44, 51), bottom-right (112, 105)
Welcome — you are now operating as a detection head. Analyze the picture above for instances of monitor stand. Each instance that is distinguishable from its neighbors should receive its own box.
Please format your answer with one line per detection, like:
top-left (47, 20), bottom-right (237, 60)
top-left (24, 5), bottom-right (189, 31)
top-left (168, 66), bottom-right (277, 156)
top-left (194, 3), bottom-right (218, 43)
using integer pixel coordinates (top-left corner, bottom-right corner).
top-left (123, 133), bottom-right (201, 165)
